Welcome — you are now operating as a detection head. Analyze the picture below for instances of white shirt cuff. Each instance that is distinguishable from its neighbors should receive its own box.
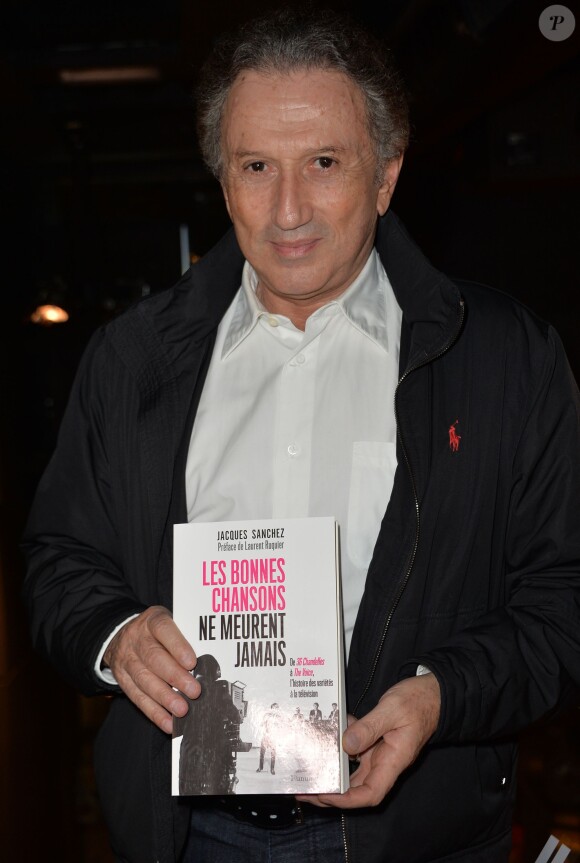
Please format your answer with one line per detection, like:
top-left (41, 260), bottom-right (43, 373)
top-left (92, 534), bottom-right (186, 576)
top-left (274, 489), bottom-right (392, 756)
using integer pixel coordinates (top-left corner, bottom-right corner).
top-left (94, 614), bottom-right (140, 684)
top-left (416, 664), bottom-right (431, 676)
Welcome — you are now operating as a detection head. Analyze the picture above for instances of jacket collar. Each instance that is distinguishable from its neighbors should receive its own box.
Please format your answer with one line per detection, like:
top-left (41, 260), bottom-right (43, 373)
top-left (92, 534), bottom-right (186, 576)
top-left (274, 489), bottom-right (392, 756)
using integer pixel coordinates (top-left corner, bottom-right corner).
top-left (374, 212), bottom-right (463, 374)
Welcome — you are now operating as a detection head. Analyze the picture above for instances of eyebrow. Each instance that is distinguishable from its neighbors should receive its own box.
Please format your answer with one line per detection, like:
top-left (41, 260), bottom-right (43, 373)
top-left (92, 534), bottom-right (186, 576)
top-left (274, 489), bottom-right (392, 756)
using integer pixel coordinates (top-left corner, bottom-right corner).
top-left (232, 145), bottom-right (345, 160)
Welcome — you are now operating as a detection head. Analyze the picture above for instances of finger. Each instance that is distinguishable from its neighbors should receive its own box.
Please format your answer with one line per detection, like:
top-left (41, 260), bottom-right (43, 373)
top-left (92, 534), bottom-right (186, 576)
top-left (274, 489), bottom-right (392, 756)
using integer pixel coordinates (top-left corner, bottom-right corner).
top-left (347, 741), bottom-right (401, 802)
top-left (343, 675), bottom-right (440, 757)
top-left (343, 706), bottom-right (390, 756)
top-left (295, 795), bottom-right (334, 808)
top-left (342, 693), bottom-right (403, 756)
top-left (315, 760), bottom-right (397, 808)
top-left (123, 646), bottom-right (199, 706)
top-left (147, 607), bottom-right (197, 670)
top-left (104, 609), bottom-right (200, 725)
top-left (317, 782), bottom-right (389, 809)
top-left (114, 649), bottom-right (204, 734)
top-left (130, 626), bottom-right (200, 699)
top-left (105, 607), bottom-right (199, 697)
top-left (317, 731), bottom-right (417, 810)
top-left (113, 665), bottom-right (181, 734)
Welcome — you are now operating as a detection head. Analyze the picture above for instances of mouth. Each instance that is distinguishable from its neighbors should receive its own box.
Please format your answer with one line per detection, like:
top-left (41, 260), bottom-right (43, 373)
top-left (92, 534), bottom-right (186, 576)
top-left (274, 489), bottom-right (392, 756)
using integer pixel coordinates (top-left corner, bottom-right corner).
top-left (270, 238), bottom-right (320, 259)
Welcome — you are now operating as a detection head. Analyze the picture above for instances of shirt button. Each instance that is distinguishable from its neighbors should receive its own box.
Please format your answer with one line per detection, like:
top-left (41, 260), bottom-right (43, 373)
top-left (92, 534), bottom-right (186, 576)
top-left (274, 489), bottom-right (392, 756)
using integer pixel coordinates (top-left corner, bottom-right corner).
top-left (296, 353), bottom-right (306, 364)
top-left (267, 316), bottom-right (279, 327)
top-left (287, 444), bottom-right (301, 457)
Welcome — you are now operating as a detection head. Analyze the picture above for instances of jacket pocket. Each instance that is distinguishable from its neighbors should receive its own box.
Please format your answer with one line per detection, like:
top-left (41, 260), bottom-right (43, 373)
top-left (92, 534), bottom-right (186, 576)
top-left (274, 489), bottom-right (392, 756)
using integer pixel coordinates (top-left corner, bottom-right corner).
top-left (475, 740), bottom-right (518, 806)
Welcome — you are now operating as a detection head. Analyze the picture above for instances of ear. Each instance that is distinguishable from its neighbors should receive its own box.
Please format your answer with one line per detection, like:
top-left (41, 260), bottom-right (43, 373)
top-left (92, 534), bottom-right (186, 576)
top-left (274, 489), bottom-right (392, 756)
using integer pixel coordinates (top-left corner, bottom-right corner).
top-left (376, 154), bottom-right (404, 217)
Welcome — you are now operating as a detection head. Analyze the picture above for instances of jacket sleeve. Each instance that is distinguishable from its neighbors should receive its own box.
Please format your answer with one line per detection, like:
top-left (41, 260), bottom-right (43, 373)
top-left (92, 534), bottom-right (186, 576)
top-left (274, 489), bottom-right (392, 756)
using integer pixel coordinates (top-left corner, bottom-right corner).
top-left (21, 327), bottom-right (148, 696)
top-left (402, 326), bottom-right (580, 742)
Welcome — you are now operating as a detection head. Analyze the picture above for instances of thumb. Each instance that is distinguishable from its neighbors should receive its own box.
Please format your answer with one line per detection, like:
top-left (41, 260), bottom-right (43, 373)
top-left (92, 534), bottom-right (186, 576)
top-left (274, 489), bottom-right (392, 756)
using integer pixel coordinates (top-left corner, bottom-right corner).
top-left (343, 675), bottom-right (441, 758)
top-left (343, 704), bottom-right (388, 756)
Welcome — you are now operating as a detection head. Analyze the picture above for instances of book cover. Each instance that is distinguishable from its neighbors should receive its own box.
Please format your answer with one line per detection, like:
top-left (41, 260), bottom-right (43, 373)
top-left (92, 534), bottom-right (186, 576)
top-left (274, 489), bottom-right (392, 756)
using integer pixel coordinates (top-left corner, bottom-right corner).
top-left (171, 516), bottom-right (348, 796)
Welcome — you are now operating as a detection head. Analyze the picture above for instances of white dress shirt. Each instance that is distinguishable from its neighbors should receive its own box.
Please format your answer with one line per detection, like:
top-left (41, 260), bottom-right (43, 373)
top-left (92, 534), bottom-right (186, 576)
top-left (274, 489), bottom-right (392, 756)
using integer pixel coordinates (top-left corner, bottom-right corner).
top-left (185, 248), bottom-right (401, 657)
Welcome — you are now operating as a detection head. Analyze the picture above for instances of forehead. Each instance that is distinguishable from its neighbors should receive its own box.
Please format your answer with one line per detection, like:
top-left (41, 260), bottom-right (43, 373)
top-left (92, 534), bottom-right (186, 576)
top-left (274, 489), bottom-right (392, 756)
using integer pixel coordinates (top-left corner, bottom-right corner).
top-left (221, 68), bottom-right (371, 153)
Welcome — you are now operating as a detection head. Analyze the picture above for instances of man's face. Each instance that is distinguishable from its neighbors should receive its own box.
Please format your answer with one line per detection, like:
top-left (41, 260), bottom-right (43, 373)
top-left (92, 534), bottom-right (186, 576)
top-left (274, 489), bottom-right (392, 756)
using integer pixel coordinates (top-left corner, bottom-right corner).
top-left (220, 69), bottom-right (402, 319)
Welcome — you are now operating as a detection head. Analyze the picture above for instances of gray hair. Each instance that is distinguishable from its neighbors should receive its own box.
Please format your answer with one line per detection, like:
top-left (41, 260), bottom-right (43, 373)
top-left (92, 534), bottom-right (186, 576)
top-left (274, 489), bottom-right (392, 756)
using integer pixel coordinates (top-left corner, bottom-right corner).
top-left (195, 6), bottom-right (410, 183)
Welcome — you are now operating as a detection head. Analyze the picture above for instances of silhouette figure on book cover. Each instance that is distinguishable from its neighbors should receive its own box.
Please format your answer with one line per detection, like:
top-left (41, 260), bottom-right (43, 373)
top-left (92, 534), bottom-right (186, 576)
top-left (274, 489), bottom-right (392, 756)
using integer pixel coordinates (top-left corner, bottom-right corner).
top-left (174, 654), bottom-right (241, 795)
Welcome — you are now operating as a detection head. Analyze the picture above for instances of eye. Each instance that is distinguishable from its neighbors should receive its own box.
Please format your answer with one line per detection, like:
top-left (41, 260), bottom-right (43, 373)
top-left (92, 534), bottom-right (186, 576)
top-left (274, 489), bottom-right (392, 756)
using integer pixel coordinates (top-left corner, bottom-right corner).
top-left (315, 156), bottom-right (335, 170)
top-left (246, 161), bottom-right (267, 173)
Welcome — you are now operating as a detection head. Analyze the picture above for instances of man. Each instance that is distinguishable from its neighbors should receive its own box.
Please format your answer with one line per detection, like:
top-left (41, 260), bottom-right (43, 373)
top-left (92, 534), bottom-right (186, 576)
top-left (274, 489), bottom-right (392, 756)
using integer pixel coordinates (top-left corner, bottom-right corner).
top-left (256, 703), bottom-right (280, 775)
top-left (22, 7), bottom-right (580, 863)
top-left (309, 703), bottom-right (322, 723)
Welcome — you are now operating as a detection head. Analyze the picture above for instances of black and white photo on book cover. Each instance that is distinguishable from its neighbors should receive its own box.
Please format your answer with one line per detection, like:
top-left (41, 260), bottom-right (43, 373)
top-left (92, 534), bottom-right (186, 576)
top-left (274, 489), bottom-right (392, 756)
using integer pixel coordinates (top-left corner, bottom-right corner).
top-left (172, 516), bottom-right (348, 797)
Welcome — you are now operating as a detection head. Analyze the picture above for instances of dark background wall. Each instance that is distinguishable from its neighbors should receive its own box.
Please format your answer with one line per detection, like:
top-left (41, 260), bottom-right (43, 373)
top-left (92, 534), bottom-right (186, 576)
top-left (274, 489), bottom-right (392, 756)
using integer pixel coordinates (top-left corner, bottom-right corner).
top-left (1, 1), bottom-right (579, 860)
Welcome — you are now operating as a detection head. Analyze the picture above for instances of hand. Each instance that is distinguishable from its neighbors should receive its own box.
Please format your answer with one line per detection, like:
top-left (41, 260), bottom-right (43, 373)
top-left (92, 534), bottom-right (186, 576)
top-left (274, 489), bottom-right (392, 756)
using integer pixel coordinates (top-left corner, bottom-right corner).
top-left (103, 605), bottom-right (200, 734)
top-left (298, 673), bottom-right (440, 809)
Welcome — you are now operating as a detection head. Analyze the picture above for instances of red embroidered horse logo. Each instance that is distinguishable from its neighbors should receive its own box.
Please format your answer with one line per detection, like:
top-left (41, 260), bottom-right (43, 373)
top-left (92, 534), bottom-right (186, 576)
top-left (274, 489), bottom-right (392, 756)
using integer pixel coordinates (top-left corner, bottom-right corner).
top-left (449, 420), bottom-right (461, 452)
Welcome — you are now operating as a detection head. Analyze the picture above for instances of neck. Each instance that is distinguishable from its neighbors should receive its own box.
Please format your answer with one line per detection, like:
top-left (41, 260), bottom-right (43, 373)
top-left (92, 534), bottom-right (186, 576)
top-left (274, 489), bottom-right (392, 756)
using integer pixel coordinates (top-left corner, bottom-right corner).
top-left (256, 287), bottom-right (343, 330)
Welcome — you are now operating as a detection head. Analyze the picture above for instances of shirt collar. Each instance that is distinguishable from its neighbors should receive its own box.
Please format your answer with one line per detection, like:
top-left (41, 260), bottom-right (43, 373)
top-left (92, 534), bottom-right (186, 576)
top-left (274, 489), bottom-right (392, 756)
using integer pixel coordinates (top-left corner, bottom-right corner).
top-left (222, 248), bottom-right (392, 358)
top-left (221, 263), bottom-right (265, 357)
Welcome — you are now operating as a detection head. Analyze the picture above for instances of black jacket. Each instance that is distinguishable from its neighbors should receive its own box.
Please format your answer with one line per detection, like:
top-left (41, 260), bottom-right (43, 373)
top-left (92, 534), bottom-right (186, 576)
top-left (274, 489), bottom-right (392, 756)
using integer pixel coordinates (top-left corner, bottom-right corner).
top-left (23, 211), bottom-right (580, 863)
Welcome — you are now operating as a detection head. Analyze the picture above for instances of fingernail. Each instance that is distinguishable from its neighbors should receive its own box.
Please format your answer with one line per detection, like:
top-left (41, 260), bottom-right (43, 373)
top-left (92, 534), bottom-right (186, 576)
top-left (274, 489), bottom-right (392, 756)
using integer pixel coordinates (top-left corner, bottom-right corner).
top-left (343, 730), bottom-right (359, 752)
top-left (172, 697), bottom-right (188, 716)
top-left (184, 679), bottom-right (199, 699)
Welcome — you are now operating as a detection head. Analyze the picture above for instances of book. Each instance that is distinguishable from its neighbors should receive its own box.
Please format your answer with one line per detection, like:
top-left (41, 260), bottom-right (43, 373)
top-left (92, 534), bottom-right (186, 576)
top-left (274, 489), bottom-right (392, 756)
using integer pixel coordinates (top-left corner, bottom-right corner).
top-left (171, 516), bottom-right (348, 796)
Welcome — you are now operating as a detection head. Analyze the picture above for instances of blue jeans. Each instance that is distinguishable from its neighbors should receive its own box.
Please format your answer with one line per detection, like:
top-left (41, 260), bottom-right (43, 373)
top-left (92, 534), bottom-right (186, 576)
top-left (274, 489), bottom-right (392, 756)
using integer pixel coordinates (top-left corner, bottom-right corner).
top-left (182, 803), bottom-right (346, 863)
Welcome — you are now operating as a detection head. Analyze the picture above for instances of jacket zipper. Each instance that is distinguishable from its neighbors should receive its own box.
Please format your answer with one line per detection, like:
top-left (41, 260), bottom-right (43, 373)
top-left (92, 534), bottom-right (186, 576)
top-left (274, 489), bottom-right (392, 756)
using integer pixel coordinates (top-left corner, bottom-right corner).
top-left (353, 297), bottom-right (465, 714)
top-left (341, 297), bottom-right (465, 863)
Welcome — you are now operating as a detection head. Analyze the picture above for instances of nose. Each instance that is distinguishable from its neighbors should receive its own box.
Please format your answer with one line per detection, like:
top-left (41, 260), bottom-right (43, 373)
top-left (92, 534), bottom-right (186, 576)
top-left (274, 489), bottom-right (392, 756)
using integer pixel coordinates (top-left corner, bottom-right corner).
top-left (273, 169), bottom-right (313, 231)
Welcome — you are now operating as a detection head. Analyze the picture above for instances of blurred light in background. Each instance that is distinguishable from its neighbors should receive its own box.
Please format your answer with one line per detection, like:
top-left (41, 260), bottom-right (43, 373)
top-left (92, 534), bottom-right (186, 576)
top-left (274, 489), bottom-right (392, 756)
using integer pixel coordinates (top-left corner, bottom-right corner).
top-left (30, 304), bottom-right (70, 325)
